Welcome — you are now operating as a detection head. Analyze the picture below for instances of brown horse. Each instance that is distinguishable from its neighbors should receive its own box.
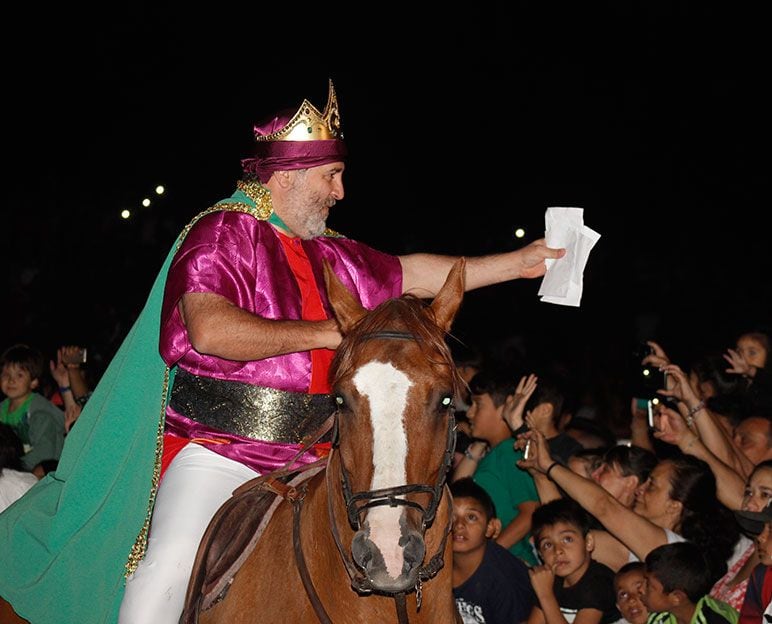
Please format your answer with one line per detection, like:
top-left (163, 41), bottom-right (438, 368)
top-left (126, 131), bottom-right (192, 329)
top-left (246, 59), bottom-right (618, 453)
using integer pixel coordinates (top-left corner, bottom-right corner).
top-left (191, 259), bottom-right (467, 623)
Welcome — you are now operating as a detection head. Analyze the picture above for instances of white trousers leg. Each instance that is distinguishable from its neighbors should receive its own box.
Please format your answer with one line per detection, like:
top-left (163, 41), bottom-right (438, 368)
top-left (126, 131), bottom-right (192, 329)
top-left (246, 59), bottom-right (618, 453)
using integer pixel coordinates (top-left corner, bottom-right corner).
top-left (118, 443), bottom-right (259, 624)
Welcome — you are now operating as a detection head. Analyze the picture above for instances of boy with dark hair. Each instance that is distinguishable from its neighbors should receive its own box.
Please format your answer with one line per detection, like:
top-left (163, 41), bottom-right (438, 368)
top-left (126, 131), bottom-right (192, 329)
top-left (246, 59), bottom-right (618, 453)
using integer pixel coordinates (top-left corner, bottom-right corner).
top-left (458, 369), bottom-right (541, 565)
top-left (528, 498), bottom-right (620, 623)
top-left (643, 542), bottom-right (738, 624)
top-left (451, 477), bottom-right (535, 624)
top-left (0, 344), bottom-right (65, 477)
top-left (613, 562), bottom-right (649, 624)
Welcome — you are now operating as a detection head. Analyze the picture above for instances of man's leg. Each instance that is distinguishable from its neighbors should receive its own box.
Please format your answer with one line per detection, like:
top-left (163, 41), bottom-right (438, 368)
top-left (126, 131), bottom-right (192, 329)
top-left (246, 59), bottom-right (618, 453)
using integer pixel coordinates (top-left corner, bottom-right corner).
top-left (118, 443), bottom-right (257, 624)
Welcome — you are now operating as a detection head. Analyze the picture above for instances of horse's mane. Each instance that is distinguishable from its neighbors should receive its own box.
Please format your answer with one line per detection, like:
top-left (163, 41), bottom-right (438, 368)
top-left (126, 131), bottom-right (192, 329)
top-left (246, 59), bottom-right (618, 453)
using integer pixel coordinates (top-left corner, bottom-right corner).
top-left (330, 294), bottom-right (464, 400)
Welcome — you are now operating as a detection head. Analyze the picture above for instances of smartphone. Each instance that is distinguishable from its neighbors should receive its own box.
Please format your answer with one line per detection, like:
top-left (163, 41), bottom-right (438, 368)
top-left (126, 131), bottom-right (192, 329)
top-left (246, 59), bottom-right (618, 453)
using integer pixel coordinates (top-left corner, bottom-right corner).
top-left (634, 397), bottom-right (655, 429)
top-left (524, 439), bottom-right (534, 460)
top-left (63, 348), bottom-right (87, 365)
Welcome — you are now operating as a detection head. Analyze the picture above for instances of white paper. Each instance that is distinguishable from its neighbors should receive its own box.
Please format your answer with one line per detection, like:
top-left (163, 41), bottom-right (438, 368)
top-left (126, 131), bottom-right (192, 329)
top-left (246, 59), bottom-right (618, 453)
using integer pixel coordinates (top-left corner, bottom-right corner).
top-left (538, 207), bottom-right (600, 307)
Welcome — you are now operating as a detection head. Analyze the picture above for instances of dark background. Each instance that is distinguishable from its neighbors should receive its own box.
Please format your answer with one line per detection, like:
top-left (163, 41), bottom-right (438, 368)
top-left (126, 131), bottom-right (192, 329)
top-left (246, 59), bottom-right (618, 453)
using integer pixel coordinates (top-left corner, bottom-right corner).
top-left (2, 4), bottom-right (769, 428)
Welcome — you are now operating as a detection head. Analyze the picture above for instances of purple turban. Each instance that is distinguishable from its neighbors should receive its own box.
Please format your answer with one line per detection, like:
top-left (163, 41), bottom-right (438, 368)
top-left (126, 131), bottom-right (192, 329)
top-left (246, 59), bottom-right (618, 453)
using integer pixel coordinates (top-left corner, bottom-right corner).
top-left (241, 108), bottom-right (347, 183)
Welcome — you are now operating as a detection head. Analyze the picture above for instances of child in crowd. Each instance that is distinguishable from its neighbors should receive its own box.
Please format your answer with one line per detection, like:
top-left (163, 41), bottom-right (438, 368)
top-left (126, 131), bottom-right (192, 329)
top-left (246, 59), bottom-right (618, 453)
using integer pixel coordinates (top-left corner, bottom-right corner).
top-left (451, 478), bottom-right (535, 624)
top-left (460, 369), bottom-right (541, 565)
top-left (612, 562), bottom-right (649, 624)
top-left (0, 344), bottom-right (65, 478)
top-left (528, 498), bottom-right (620, 623)
top-left (643, 542), bottom-right (738, 624)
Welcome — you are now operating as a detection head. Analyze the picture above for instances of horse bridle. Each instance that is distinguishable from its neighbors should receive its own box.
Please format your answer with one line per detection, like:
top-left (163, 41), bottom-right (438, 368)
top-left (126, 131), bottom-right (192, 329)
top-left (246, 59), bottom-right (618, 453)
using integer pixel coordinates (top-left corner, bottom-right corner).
top-left (288, 329), bottom-right (457, 623)
top-left (327, 329), bottom-right (456, 621)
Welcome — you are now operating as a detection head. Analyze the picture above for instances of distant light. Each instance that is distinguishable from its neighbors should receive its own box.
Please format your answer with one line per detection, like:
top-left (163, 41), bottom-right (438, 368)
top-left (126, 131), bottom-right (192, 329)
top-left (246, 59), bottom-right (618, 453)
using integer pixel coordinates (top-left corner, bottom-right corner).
top-left (155, 185), bottom-right (165, 195)
top-left (121, 209), bottom-right (131, 219)
top-left (514, 228), bottom-right (526, 239)
top-left (142, 198), bottom-right (151, 207)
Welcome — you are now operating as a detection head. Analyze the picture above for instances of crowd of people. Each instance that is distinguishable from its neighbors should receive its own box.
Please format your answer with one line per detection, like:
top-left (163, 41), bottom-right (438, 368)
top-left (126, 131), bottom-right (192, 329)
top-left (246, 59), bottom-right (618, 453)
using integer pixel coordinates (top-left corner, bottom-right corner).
top-left (449, 329), bottom-right (771, 622)
top-left (1, 79), bottom-right (770, 624)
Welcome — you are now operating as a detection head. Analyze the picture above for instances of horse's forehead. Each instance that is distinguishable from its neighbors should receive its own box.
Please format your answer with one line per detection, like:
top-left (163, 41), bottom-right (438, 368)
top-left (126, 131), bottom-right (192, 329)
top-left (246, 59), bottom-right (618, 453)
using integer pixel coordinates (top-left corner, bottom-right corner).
top-left (352, 360), bottom-right (411, 394)
top-left (347, 351), bottom-right (438, 391)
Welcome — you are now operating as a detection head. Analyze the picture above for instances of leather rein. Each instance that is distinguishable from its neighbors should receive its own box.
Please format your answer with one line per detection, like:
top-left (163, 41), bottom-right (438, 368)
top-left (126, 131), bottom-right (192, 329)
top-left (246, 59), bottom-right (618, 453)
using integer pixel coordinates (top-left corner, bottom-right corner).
top-left (288, 329), bottom-right (457, 624)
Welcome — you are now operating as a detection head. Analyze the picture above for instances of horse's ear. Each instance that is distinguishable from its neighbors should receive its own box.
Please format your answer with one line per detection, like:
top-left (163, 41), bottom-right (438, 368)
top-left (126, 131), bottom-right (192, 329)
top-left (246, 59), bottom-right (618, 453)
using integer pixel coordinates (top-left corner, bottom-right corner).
top-left (430, 257), bottom-right (465, 332)
top-left (323, 260), bottom-right (368, 333)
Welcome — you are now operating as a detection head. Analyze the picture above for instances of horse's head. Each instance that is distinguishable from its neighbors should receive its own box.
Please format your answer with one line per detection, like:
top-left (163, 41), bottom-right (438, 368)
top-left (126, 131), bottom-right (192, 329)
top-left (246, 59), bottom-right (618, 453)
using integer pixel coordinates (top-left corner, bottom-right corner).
top-left (323, 259), bottom-right (465, 595)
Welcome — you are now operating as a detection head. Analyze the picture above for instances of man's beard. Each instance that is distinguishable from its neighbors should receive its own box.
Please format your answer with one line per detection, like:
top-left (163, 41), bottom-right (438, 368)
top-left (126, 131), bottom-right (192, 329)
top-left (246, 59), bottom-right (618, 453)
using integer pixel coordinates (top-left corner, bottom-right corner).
top-left (284, 186), bottom-right (332, 239)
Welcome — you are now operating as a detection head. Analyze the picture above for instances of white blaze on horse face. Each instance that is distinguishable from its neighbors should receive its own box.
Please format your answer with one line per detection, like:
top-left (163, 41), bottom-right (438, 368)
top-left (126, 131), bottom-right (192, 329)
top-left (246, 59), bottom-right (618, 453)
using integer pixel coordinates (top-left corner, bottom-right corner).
top-left (353, 360), bottom-right (411, 580)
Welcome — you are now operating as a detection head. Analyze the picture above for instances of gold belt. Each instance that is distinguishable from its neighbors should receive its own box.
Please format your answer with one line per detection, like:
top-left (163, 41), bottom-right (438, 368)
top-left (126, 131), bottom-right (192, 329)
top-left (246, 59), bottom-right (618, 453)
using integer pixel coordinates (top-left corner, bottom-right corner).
top-left (169, 368), bottom-right (335, 444)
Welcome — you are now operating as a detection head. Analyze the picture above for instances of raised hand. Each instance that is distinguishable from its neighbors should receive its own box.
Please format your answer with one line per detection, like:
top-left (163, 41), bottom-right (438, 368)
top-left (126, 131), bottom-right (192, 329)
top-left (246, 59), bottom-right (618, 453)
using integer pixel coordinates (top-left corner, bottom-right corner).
top-left (49, 349), bottom-right (69, 387)
top-left (502, 374), bottom-right (538, 432)
top-left (651, 404), bottom-right (691, 447)
top-left (660, 364), bottom-right (701, 406)
top-left (641, 340), bottom-right (670, 369)
top-left (724, 347), bottom-right (754, 377)
top-left (516, 427), bottom-right (555, 474)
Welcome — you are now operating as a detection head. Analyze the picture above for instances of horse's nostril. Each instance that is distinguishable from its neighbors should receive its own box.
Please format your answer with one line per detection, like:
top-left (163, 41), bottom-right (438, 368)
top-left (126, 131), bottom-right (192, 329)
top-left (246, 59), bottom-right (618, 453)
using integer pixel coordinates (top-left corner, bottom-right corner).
top-left (402, 533), bottom-right (426, 569)
top-left (351, 532), bottom-right (373, 569)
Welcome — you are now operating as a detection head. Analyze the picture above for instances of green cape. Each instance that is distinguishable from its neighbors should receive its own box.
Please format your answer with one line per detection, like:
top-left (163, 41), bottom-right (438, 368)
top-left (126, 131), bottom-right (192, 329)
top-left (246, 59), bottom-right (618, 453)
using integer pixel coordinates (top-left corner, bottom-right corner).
top-left (0, 244), bottom-right (172, 623)
top-left (0, 185), bottom-right (292, 623)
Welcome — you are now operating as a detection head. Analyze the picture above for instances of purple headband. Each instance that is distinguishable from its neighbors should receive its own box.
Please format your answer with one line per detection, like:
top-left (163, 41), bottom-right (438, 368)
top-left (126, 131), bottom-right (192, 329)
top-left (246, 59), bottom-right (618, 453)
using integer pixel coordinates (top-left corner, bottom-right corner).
top-left (241, 108), bottom-right (347, 183)
top-left (241, 140), bottom-right (347, 183)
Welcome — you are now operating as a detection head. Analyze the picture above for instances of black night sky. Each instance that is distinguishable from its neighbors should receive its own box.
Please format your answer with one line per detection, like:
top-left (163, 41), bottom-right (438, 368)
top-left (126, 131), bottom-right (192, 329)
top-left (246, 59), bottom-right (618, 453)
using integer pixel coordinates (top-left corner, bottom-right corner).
top-left (2, 4), bottom-right (769, 426)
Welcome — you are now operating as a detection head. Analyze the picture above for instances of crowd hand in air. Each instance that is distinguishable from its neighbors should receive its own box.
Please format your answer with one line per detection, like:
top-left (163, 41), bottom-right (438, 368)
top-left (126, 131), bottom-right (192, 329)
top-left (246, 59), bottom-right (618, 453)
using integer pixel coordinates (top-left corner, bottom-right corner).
top-left (48, 352), bottom-right (70, 389)
top-left (515, 426), bottom-right (554, 475)
top-left (650, 404), bottom-right (691, 448)
top-left (658, 364), bottom-right (702, 409)
top-left (641, 340), bottom-right (671, 370)
top-left (723, 347), bottom-right (756, 378)
top-left (502, 374), bottom-right (538, 433)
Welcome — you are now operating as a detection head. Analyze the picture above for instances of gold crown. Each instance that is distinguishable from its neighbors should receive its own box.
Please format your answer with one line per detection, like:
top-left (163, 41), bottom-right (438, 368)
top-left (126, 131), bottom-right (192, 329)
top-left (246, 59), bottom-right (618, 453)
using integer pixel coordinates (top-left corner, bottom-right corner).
top-left (255, 79), bottom-right (342, 142)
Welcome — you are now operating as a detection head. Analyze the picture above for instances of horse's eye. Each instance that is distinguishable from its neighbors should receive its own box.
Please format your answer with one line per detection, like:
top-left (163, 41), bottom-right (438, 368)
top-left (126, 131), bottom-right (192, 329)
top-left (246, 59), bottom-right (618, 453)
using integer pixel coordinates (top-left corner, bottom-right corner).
top-left (441, 395), bottom-right (453, 408)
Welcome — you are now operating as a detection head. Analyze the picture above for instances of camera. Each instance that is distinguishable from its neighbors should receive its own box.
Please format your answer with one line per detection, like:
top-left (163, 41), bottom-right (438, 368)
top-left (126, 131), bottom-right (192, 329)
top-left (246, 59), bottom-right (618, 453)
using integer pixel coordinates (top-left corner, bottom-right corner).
top-left (631, 342), bottom-right (665, 400)
top-left (62, 348), bottom-right (87, 365)
top-left (635, 364), bottom-right (667, 400)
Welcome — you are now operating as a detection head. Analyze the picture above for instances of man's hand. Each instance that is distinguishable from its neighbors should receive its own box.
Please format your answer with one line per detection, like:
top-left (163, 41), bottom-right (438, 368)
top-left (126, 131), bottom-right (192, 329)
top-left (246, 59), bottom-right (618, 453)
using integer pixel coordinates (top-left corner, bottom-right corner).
top-left (516, 239), bottom-right (566, 279)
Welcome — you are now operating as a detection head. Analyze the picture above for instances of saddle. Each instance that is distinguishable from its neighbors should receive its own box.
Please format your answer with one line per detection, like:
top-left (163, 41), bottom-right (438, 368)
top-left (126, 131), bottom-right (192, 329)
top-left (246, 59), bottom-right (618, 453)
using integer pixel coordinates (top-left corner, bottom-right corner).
top-left (179, 463), bottom-right (325, 624)
top-left (179, 416), bottom-right (334, 624)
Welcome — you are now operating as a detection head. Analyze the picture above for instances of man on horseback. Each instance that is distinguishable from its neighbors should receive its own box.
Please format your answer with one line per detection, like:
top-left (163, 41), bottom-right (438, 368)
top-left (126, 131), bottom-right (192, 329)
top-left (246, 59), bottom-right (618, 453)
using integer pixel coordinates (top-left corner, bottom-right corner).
top-left (0, 80), bottom-right (564, 624)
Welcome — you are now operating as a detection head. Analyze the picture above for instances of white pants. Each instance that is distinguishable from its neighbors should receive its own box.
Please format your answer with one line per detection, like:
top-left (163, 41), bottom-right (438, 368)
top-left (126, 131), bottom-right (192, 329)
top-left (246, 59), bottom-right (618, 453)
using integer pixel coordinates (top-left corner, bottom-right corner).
top-left (118, 443), bottom-right (259, 624)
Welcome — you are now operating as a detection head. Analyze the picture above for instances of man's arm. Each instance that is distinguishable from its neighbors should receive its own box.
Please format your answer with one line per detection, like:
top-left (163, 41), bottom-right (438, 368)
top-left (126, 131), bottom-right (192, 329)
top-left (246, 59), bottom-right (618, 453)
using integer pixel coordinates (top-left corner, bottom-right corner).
top-left (399, 239), bottom-right (565, 298)
top-left (496, 500), bottom-right (539, 550)
top-left (180, 292), bottom-right (341, 360)
top-left (22, 409), bottom-right (62, 473)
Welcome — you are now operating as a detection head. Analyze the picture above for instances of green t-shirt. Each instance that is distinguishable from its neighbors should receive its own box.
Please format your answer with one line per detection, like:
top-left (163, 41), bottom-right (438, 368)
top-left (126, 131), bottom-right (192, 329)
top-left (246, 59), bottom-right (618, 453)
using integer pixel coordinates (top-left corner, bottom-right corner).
top-left (473, 438), bottom-right (539, 565)
top-left (647, 594), bottom-right (739, 624)
top-left (0, 394), bottom-right (33, 443)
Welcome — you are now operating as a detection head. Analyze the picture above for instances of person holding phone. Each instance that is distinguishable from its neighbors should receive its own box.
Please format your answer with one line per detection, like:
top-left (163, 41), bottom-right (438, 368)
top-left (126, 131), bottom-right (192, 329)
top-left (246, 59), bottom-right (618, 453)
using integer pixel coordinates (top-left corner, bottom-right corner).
top-left (49, 345), bottom-right (92, 433)
top-left (503, 374), bottom-right (583, 464)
